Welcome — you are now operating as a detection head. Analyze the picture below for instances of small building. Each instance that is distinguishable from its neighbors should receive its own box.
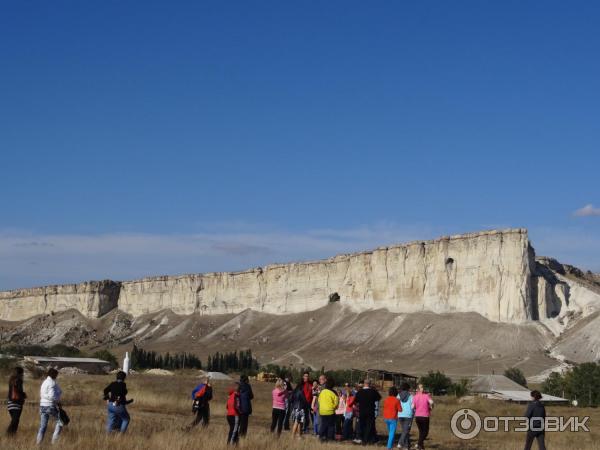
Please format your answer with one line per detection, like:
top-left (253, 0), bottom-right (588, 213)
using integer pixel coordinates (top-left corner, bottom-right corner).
top-left (352, 369), bottom-right (417, 390)
top-left (24, 356), bottom-right (111, 374)
top-left (471, 374), bottom-right (568, 403)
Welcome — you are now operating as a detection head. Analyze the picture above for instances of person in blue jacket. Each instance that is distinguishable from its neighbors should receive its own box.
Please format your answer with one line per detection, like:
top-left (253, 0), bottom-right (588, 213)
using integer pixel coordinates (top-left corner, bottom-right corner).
top-left (190, 377), bottom-right (213, 428)
top-left (396, 383), bottom-right (415, 449)
top-left (238, 374), bottom-right (254, 437)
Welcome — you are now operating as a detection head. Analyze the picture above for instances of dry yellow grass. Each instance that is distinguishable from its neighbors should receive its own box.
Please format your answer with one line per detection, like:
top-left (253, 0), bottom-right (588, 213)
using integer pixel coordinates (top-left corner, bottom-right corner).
top-left (0, 373), bottom-right (597, 449)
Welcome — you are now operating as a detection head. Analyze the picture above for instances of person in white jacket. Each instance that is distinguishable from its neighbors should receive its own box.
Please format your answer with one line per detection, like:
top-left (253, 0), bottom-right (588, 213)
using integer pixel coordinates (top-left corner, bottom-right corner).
top-left (36, 368), bottom-right (63, 444)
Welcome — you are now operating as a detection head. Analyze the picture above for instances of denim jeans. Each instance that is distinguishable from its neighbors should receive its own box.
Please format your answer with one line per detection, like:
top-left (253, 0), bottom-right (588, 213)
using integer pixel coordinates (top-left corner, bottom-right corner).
top-left (342, 416), bottom-right (353, 440)
top-left (385, 419), bottom-right (397, 449)
top-left (37, 406), bottom-right (63, 444)
top-left (398, 417), bottom-right (413, 448)
top-left (107, 403), bottom-right (130, 433)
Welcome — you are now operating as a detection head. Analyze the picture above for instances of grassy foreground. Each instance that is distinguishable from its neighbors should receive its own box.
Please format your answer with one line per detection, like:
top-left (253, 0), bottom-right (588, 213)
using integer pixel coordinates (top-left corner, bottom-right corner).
top-left (0, 373), bottom-right (597, 449)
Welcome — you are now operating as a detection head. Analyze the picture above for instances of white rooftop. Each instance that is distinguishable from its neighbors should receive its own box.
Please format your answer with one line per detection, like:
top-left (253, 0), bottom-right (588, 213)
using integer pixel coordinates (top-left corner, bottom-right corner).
top-left (489, 390), bottom-right (568, 402)
top-left (25, 356), bottom-right (110, 364)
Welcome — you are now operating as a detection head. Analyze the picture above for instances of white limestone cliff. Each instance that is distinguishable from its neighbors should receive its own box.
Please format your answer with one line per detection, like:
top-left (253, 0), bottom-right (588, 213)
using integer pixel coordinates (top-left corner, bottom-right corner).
top-left (0, 280), bottom-right (120, 321)
top-left (0, 228), bottom-right (536, 323)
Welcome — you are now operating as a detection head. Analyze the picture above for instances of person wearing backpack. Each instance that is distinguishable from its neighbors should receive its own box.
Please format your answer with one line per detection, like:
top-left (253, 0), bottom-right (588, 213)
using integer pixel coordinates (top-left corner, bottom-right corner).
top-left (6, 366), bottom-right (27, 436)
top-left (103, 370), bottom-right (133, 433)
top-left (226, 382), bottom-right (241, 445)
top-left (190, 377), bottom-right (213, 428)
top-left (36, 368), bottom-right (63, 444)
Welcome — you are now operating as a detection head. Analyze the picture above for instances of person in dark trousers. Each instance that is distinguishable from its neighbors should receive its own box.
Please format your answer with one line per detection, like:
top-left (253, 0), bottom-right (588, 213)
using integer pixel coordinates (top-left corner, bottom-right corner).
top-left (270, 379), bottom-right (287, 436)
top-left (298, 372), bottom-right (313, 433)
top-left (103, 370), bottom-right (133, 433)
top-left (524, 390), bottom-right (546, 450)
top-left (226, 382), bottom-right (241, 445)
top-left (354, 379), bottom-right (381, 445)
top-left (238, 374), bottom-right (254, 437)
top-left (190, 377), bottom-right (213, 428)
top-left (412, 384), bottom-right (434, 450)
top-left (283, 376), bottom-right (294, 430)
top-left (6, 367), bottom-right (26, 436)
top-left (317, 378), bottom-right (339, 442)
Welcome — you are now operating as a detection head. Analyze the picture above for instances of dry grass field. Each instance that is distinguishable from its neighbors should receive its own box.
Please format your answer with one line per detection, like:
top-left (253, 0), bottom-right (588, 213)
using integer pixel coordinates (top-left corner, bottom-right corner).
top-left (0, 372), bottom-right (597, 449)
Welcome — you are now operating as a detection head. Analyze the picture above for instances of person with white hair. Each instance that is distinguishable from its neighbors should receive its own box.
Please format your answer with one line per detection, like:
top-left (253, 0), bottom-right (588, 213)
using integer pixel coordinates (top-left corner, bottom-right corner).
top-left (354, 379), bottom-right (381, 445)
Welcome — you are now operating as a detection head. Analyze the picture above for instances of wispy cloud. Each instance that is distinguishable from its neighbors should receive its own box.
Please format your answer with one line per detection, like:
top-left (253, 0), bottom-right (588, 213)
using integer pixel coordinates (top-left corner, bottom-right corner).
top-left (573, 204), bottom-right (600, 217)
top-left (2, 224), bottom-right (597, 292)
top-left (0, 224), bottom-right (433, 291)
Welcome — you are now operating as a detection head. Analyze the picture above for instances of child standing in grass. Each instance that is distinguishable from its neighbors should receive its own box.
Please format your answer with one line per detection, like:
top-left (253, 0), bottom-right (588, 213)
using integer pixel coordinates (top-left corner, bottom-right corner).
top-left (383, 386), bottom-right (401, 449)
top-left (226, 382), bottom-right (241, 446)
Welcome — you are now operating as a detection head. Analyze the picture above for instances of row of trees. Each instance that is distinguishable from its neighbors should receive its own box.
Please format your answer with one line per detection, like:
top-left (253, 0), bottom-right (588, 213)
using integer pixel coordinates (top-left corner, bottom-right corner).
top-left (206, 350), bottom-right (259, 373)
top-left (130, 345), bottom-right (203, 370)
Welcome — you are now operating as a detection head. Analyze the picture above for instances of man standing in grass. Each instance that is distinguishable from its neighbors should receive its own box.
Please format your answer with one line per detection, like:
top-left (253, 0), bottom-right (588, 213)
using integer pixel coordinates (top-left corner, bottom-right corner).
top-left (317, 378), bottom-right (339, 442)
top-left (238, 374), bottom-right (254, 437)
top-left (103, 370), bottom-right (133, 433)
top-left (190, 376), bottom-right (213, 428)
top-left (354, 379), bottom-right (381, 445)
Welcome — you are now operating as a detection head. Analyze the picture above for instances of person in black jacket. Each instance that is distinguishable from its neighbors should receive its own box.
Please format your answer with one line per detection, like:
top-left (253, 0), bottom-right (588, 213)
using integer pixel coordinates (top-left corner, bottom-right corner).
top-left (283, 376), bottom-right (294, 430)
top-left (524, 390), bottom-right (546, 450)
top-left (238, 374), bottom-right (254, 437)
top-left (353, 379), bottom-right (381, 445)
top-left (103, 371), bottom-right (133, 433)
top-left (6, 367), bottom-right (27, 436)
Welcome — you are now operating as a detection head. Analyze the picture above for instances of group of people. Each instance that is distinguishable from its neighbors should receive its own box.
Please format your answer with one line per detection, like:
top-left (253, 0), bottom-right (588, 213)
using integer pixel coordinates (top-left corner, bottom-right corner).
top-left (271, 372), bottom-right (434, 449)
top-left (5, 366), bottom-right (547, 450)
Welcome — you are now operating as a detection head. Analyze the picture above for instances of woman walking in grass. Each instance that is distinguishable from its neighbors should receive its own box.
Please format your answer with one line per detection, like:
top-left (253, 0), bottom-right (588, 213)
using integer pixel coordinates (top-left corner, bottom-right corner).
top-left (383, 387), bottom-right (402, 449)
top-left (36, 368), bottom-right (63, 444)
top-left (270, 378), bottom-right (287, 436)
top-left (412, 384), bottom-right (434, 450)
top-left (6, 366), bottom-right (27, 436)
top-left (524, 390), bottom-right (546, 450)
top-left (226, 382), bottom-right (241, 445)
top-left (396, 382), bottom-right (415, 449)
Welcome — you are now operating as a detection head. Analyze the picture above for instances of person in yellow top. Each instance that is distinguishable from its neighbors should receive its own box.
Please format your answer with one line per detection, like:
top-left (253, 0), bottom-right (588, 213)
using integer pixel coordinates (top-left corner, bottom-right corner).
top-left (318, 379), bottom-right (339, 442)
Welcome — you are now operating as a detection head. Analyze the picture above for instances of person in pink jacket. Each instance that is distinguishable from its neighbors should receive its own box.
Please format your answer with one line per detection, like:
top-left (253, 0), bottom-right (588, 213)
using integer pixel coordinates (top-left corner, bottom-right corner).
top-left (412, 384), bottom-right (434, 450)
top-left (270, 379), bottom-right (288, 436)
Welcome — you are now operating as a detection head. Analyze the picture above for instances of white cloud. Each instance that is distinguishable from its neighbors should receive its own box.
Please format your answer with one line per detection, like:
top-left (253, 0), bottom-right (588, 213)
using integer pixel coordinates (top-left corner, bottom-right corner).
top-left (573, 204), bottom-right (600, 217)
top-left (0, 224), bottom-right (434, 291)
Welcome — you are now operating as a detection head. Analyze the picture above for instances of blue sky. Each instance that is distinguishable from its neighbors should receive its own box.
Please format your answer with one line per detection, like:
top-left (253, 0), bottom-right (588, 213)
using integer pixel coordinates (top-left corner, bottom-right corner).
top-left (1, 1), bottom-right (599, 289)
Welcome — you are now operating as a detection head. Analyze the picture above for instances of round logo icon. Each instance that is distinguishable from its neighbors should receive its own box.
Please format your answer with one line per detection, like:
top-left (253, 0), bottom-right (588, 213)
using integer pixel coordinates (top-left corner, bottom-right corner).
top-left (450, 408), bottom-right (482, 440)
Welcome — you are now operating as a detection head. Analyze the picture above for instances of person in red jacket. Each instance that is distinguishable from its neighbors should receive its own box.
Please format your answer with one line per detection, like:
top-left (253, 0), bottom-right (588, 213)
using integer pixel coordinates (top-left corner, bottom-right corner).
top-left (299, 372), bottom-right (313, 432)
top-left (226, 382), bottom-right (241, 445)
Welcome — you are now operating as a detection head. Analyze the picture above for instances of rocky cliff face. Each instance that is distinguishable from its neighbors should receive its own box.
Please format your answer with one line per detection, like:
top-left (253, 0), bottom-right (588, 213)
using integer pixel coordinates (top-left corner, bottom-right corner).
top-left (0, 280), bottom-right (120, 321)
top-left (119, 228), bottom-right (534, 322)
top-left (0, 229), bottom-right (536, 323)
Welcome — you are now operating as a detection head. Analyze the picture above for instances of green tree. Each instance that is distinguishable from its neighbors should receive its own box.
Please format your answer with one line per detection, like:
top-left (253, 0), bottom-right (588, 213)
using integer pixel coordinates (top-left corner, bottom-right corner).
top-left (504, 367), bottom-right (528, 387)
top-left (451, 378), bottom-right (470, 397)
top-left (420, 371), bottom-right (452, 395)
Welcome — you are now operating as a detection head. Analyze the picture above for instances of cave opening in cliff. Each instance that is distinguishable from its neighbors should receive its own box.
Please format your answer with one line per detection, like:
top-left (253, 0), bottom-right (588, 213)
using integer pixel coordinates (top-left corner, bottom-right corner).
top-left (445, 257), bottom-right (455, 270)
